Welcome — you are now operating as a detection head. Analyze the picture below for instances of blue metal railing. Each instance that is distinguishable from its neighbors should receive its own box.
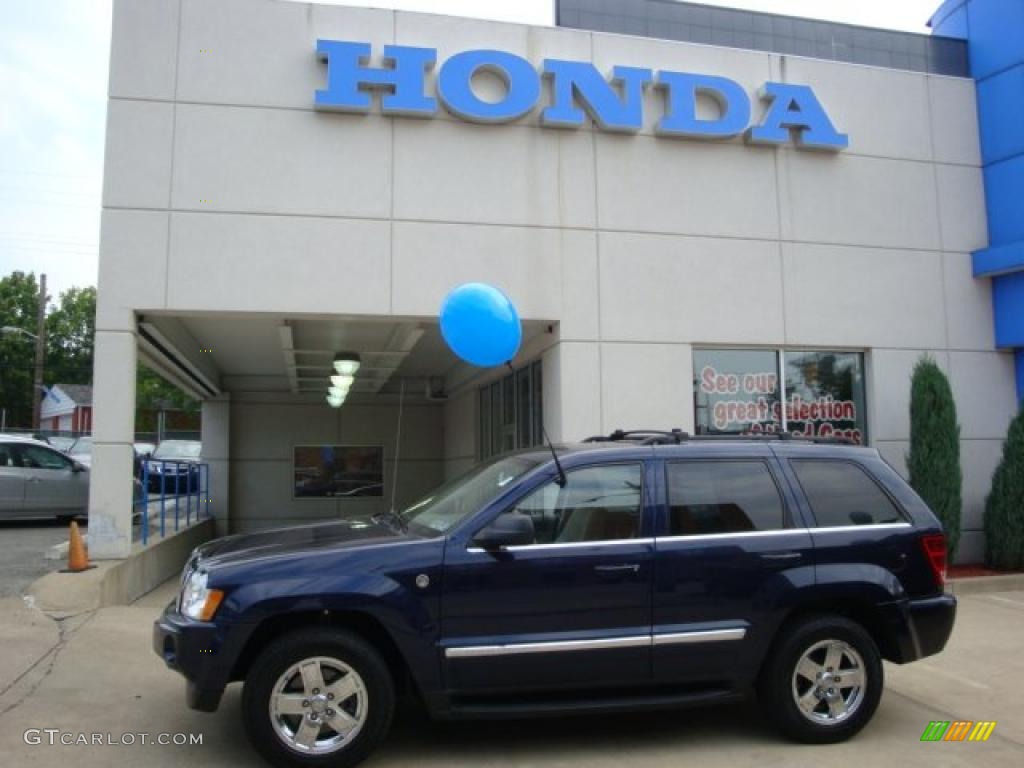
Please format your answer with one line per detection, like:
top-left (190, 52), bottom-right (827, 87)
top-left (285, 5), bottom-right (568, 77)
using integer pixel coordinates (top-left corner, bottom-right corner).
top-left (136, 461), bottom-right (211, 545)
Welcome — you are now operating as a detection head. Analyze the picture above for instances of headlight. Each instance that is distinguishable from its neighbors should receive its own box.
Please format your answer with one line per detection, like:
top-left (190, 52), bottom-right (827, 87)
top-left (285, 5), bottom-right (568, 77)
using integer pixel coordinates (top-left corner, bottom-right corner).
top-left (179, 570), bottom-right (224, 621)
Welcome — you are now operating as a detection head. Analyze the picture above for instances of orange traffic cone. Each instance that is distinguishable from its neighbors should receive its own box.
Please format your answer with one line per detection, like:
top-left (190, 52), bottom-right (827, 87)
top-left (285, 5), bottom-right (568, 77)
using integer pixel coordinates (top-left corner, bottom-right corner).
top-left (62, 521), bottom-right (95, 573)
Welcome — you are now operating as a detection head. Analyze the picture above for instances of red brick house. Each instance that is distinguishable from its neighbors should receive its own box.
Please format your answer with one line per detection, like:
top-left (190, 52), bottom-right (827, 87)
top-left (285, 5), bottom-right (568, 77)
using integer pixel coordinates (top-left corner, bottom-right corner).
top-left (39, 384), bottom-right (93, 434)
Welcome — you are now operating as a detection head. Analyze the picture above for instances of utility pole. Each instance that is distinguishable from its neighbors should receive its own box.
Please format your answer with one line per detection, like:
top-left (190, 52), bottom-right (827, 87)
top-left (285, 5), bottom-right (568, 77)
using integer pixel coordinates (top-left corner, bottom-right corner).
top-left (31, 274), bottom-right (47, 432)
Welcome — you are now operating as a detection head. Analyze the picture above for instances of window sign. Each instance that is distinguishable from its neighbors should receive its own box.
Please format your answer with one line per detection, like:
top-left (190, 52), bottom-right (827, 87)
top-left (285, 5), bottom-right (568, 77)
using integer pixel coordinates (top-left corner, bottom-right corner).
top-left (694, 349), bottom-right (783, 437)
top-left (784, 351), bottom-right (867, 444)
top-left (694, 349), bottom-right (867, 444)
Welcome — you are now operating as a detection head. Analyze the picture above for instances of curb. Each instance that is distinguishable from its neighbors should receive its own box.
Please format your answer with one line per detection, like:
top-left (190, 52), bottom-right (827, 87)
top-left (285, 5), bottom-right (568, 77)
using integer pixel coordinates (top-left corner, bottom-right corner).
top-left (29, 518), bottom-right (214, 613)
top-left (948, 573), bottom-right (1024, 595)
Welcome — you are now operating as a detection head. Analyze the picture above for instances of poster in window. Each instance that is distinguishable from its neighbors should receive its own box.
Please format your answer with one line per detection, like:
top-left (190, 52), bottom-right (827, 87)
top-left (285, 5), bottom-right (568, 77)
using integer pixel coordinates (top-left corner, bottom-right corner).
top-left (293, 445), bottom-right (384, 498)
top-left (693, 349), bottom-right (867, 444)
top-left (694, 349), bottom-right (783, 437)
top-left (784, 351), bottom-right (867, 444)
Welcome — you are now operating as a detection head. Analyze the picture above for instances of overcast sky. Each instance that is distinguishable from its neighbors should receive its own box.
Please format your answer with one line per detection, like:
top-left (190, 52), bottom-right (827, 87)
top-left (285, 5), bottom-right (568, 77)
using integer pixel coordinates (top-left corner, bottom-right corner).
top-left (0, 0), bottom-right (943, 299)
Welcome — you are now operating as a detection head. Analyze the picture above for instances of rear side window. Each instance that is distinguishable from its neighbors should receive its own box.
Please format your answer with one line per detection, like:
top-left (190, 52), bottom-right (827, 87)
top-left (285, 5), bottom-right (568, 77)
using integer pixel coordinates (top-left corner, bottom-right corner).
top-left (790, 460), bottom-right (905, 527)
top-left (666, 461), bottom-right (786, 536)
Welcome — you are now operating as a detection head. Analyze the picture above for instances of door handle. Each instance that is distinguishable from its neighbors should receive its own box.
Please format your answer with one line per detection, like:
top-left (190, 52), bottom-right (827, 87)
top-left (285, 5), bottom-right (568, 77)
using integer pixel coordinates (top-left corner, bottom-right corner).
top-left (594, 564), bottom-right (641, 573)
top-left (759, 552), bottom-right (802, 561)
top-left (27, 477), bottom-right (42, 483)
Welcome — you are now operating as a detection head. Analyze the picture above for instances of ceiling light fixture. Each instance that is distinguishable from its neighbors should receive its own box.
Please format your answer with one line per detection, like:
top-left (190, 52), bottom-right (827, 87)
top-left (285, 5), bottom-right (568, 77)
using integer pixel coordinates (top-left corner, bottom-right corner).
top-left (333, 352), bottom-right (361, 376)
top-left (330, 374), bottom-right (354, 390)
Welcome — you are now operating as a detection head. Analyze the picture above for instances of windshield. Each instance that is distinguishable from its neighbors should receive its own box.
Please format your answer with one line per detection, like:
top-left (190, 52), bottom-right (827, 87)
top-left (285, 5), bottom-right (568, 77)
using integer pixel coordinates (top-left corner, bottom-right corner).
top-left (154, 441), bottom-right (202, 459)
top-left (71, 437), bottom-right (93, 455)
top-left (400, 454), bottom-right (545, 535)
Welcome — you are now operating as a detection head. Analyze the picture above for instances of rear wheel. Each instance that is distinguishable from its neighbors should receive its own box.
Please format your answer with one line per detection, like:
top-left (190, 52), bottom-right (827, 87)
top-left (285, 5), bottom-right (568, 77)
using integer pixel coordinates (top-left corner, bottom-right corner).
top-left (758, 615), bottom-right (882, 743)
top-left (242, 629), bottom-right (394, 768)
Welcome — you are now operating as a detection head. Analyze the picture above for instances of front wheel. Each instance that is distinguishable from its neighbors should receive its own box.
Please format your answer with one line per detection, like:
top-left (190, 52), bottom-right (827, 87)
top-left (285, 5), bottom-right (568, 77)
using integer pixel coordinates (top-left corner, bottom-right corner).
top-left (758, 615), bottom-right (883, 744)
top-left (242, 629), bottom-right (394, 768)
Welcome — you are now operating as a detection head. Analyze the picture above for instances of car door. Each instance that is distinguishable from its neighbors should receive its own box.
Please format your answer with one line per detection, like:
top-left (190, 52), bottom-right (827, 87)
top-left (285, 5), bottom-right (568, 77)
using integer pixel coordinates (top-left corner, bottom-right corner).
top-left (0, 443), bottom-right (27, 518)
top-left (440, 461), bottom-right (655, 695)
top-left (15, 443), bottom-right (88, 516)
top-left (652, 450), bottom-right (814, 688)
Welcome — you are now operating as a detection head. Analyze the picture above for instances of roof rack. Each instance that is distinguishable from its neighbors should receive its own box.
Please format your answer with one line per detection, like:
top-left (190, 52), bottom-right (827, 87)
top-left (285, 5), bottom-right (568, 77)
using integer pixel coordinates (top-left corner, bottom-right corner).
top-left (582, 429), bottom-right (857, 447)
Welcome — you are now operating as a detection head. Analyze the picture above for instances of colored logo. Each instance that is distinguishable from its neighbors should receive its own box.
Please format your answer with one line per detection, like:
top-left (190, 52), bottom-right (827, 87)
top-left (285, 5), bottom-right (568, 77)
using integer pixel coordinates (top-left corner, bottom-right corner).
top-left (920, 721), bottom-right (997, 742)
top-left (314, 40), bottom-right (849, 151)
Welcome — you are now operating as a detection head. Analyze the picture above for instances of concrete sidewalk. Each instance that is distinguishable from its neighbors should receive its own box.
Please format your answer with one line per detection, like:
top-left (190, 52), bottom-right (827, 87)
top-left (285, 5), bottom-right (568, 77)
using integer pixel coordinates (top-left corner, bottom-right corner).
top-left (0, 584), bottom-right (1021, 767)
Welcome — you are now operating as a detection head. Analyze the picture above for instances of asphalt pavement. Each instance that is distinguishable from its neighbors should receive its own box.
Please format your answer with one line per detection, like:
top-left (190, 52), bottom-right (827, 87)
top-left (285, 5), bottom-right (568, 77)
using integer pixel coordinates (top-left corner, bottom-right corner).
top-left (0, 580), bottom-right (1021, 768)
top-left (0, 519), bottom-right (77, 598)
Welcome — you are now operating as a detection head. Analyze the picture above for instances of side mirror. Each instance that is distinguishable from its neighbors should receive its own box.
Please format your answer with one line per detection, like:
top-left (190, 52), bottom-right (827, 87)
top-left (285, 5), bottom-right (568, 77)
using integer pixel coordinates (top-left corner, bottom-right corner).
top-left (71, 461), bottom-right (87, 473)
top-left (473, 512), bottom-right (535, 550)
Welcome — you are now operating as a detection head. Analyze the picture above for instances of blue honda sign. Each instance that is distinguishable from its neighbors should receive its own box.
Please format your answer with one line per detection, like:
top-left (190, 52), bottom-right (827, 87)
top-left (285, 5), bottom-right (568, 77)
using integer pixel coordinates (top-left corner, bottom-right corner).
top-left (314, 40), bottom-right (849, 151)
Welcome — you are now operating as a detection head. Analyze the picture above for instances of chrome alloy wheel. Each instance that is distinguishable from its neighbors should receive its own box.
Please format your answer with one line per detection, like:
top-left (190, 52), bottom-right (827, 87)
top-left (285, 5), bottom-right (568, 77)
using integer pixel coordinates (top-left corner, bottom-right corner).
top-left (791, 639), bottom-right (867, 725)
top-left (269, 656), bottom-right (368, 755)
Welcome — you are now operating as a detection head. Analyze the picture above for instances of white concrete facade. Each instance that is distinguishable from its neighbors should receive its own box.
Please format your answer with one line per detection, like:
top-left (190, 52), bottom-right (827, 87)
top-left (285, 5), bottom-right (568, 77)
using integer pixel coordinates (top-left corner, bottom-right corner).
top-left (92, 0), bottom-right (1017, 561)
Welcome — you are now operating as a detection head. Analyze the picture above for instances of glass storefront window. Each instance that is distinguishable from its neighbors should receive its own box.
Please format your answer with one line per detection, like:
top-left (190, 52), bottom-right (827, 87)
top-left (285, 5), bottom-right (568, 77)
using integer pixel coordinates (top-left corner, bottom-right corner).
top-left (479, 360), bottom-right (544, 459)
top-left (693, 348), bottom-right (867, 445)
top-left (693, 349), bottom-right (784, 437)
top-left (784, 350), bottom-right (867, 444)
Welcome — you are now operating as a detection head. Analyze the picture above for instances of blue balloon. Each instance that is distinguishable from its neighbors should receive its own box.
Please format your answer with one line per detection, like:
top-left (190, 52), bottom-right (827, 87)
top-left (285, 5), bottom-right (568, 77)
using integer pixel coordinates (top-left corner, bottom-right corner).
top-left (440, 283), bottom-right (522, 367)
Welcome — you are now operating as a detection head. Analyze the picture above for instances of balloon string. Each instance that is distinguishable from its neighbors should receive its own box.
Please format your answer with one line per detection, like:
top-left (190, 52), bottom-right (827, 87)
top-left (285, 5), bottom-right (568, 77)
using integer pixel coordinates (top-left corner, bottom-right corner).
top-left (390, 380), bottom-right (405, 514)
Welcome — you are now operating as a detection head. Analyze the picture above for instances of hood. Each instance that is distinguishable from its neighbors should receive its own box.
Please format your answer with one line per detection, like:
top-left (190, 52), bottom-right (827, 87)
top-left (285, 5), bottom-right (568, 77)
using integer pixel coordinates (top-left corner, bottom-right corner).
top-left (195, 517), bottom-right (415, 569)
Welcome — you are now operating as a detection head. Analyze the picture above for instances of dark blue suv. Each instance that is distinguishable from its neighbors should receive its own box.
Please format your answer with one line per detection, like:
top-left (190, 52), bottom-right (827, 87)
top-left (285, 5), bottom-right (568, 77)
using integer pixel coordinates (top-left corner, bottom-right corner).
top-left (154, 431), bottom-right (956, 768)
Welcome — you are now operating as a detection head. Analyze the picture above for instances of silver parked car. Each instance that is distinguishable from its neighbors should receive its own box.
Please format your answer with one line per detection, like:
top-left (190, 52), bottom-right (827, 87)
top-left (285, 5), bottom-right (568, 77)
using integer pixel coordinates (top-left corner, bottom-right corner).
top-left (0, 435), bottom-right (89, 520)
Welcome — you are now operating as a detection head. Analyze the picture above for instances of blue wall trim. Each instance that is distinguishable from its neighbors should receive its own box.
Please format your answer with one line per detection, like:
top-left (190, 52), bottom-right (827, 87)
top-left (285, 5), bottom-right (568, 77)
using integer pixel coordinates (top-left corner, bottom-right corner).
top-left (1017, 349), bottom-right (1024, 404)
top-left (974, 241), bottom-right (1024, 278)
top-left (934, 0), bottom-right (1024, 400)
top-left (993, 273), bottom-right (1024, 349)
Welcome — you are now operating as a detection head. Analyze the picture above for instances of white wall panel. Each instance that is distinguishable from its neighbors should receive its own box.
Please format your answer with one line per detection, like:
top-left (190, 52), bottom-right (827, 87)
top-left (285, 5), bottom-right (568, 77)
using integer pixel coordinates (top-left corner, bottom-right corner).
top-left (167, 213), bottom-right (390, 314)
top-left (782, 243), bottom-right (946, 349)
top-left (599, 232), bottom-right (784, 344)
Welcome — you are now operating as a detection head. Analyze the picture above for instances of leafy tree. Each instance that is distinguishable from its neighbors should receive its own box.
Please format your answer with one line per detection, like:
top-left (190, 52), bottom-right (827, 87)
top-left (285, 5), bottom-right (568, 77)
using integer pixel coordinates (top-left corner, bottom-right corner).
top-left (2, 269), bottom-right (197, 431)
top-left (984, 407), bottom-right (1024, 569)
top-left (0, 271), bottom-right (41, 428)
top-left (907, 357), bottom-right (963, 560)
top-left (137, 365), bottom-right (199, 412)
top-left (45, 286), bottom-right (96, 386)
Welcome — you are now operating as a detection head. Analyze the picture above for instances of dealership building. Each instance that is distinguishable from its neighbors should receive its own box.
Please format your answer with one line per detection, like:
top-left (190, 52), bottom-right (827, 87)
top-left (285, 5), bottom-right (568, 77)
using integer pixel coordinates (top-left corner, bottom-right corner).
top-left (90, 0), bottom-right (1023, 562)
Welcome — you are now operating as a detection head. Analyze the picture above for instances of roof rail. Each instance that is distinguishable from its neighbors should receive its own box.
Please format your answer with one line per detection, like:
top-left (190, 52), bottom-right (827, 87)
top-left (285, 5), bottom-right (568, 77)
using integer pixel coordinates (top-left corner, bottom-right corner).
top-left (582, 429), bottom-right (857, 446)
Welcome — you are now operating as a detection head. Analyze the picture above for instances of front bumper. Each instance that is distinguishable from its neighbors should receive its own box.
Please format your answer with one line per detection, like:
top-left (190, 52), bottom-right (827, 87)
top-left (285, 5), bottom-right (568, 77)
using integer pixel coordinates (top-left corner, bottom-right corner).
top-left (152, 601), bottom-right (250, 712)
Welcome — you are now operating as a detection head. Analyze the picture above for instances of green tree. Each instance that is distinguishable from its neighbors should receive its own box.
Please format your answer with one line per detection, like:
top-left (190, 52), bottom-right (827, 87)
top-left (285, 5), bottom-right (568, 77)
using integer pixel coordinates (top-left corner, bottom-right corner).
top-left (136, 365), bottom-right (198, 412)
top-left (45, 286), bottom-right (96, 386)
top-left (907, 357), bottom-right (963, 559)
top-left (0, 271), bottom-right (41, 428)
top-left (984, 407), bottom-right (1024, 569)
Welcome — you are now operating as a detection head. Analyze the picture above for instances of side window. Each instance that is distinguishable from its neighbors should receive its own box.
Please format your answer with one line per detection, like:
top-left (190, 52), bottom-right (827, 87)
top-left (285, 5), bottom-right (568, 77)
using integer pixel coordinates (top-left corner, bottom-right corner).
top-left (790, 460), bottom-right (905, 527)
top-left (0, 444), bottom-right (17, 467)
top-left (666, 460), bottom-right (786, 536)
top-left (510, 463), bottom-right (644, 545)
top-left (18, 445), bottom-right (73, 471)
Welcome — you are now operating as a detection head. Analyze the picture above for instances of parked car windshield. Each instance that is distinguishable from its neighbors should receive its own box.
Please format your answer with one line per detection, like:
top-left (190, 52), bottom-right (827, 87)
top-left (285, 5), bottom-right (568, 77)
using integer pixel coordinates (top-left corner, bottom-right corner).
top-left (153, 441), bottom-right (202, 459)
top-left (400, 454), bottom-right (545, 535)
top-left (47, 436), bottom-right (76, 452)
top-left (70, 436), bottom-right (93, 456)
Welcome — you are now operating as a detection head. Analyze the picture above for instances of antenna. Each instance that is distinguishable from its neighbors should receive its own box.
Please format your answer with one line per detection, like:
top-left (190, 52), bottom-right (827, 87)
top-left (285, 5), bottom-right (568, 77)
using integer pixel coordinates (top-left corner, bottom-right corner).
top-left (390, 379), bottom-right (405, 513)
top-left (542, 424), bottom-right (567, 488)
top-left (505, 361), bottom-right (566, 487)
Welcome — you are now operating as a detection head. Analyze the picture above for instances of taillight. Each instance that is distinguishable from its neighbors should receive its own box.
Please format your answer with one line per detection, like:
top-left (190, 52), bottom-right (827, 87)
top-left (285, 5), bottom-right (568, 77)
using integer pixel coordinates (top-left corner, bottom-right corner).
top-left (920, 533), bottom-right (947, 589)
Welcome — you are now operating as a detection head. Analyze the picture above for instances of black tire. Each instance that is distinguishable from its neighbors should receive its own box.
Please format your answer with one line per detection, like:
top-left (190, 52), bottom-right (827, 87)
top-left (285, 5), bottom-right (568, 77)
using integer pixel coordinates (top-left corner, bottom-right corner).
top-left (757, 615), bottom-right (883, 744)
top-left (242, 628), bottom-right (395, 768)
